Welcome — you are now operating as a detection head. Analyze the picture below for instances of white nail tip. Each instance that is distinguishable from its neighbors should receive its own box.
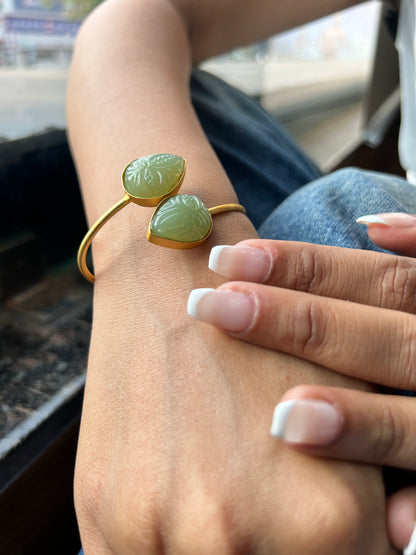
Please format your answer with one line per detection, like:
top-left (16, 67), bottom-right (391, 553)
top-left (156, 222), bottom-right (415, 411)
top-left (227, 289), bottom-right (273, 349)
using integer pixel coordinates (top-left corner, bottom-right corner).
top-left (270, 400), bottom-right (296, 438)
top-left (356, 215), bottom-right (387, 225)
top-left (187, 288), bottom-right (214, 319)
top-left (404, 523), bottom-right (416, 555)
top-left (208, 245), bottom-right (232, 273)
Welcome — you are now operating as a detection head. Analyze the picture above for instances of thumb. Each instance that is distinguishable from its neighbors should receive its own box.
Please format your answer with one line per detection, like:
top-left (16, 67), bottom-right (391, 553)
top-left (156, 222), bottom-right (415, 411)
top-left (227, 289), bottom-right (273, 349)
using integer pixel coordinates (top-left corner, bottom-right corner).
top-left (357, 213), bottom-right (416, 257)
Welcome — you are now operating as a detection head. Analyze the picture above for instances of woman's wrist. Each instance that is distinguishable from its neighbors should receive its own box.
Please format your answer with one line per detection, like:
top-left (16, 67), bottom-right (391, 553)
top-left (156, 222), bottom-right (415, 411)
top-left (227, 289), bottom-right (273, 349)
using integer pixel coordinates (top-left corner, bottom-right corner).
top-left (90, 207), bottom-right (255, 287)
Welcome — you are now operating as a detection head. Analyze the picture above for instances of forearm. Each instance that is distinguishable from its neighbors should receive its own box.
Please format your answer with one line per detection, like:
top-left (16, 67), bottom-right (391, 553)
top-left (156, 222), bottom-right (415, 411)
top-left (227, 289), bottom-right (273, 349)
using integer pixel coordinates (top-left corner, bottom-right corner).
top-left (68, 0), bottom-right (235, 212)
top-left (68, 2), bottom-right (392, 552)
top-left (67, 0), bottom-right (366, 222)
top-left (68, 0), bottom-right (257, 289)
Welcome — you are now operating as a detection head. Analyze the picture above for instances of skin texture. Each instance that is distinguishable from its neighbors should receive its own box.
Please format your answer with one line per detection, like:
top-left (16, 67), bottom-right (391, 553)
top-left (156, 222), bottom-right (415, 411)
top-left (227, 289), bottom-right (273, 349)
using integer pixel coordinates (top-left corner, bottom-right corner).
top-left (196, 232), bottom-right (416, 551)
top-left (67, 0), bottom-right (396, 552)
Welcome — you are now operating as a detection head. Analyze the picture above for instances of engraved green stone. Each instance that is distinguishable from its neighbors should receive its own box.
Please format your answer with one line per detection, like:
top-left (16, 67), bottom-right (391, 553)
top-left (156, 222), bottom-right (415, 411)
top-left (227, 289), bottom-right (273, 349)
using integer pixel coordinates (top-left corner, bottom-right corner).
top-left (150, 194), bottom-right (212, 243)
top-left (122, 154), bottom-right (185, 199)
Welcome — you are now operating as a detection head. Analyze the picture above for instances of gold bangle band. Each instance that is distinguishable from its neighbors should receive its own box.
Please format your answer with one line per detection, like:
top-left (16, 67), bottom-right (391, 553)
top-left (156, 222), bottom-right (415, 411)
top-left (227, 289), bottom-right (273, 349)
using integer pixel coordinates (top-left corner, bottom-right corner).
top-left (77, 154), bottom-right (246, 283)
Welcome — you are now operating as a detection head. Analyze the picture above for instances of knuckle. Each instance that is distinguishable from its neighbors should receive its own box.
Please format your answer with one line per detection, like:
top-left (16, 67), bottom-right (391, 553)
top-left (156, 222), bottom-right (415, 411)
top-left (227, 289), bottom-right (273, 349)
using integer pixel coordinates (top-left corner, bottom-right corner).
top-left (107, 489), bottom-right (162, 552)
top-left (372, 395), bottom-right (414, 466)
top-left (75, 461), bottom-right (161, 552)
top-left (170, 497), bottom-right (234, 555)
top-left (112, 511), bottom-right (161, 553)
top-left (378, 257), bottom-right (416, 312)
top-left (290, 483), bottom-right (375, 555)
top-left (371, 398), bottom-right (416, 471)
top-left (394, 317), bottom-right (416, 390)
top-left (73, 459), bottom-right (115, 553)
top-left (292, 246), bottom-right (324, 294)
top-left (172, 525), bottom-right (232, 554)
top-left (372, 401), bottom-right (399, 462)
top-left (288, 299), bottom-right (327, 357)
top-left (74, 458), bottom-right (104, 524)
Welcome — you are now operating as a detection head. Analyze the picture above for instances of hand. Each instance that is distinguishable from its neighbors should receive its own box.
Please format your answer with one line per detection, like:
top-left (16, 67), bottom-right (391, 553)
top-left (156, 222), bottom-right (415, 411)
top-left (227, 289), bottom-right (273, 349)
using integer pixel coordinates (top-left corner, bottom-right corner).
top-left (189, 239), bottom-right (416, 390)
top-left (187, 234), bottom-right (416, 552)
top-left (75, 241), bottom-right (395, 554)
top-left (68, 0), bottom-right (400, 549)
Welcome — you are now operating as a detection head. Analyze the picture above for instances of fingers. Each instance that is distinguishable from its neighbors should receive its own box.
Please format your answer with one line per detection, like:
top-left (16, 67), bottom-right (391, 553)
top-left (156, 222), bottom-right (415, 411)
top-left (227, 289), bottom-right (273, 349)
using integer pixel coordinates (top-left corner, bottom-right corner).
top-left (269, 385), bottom-right (416, 471)
top-left (187, 282), bottom-right (416, 389)
top-left (208, 241), bottom-right (416, 314)
top-left (368, 225), bottom-right (416, 258)
top-left (357, 213), bottom-right (416, 257)
top-left (387, 487), bottom-right (416, 554)
top-left (270, 385), bottom-right (416, 553)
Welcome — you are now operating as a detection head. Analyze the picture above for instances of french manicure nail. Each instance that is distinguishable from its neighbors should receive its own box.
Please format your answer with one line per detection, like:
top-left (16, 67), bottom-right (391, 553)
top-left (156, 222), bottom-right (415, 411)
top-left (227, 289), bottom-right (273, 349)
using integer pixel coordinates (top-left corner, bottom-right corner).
top-left (356, 213), bottom-right (416, 227)
top-left (187, 288), bottom-right (214, 319)
top-left (404, 522), bottom-right (416, 555)
top-left (270, 399), bottom-right (342, 445)
top-left (209, 245), bottom-right (272, 282)
top-left (187, 288), bottom-right (255, 332)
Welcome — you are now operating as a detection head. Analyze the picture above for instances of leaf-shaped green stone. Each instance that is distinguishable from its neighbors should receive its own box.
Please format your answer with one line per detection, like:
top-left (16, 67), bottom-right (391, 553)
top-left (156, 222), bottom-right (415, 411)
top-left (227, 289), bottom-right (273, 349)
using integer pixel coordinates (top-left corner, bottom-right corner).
top-left (149, 194), bottom-right (212, 245)
top-left (122, 154), bottom-right (185, 201)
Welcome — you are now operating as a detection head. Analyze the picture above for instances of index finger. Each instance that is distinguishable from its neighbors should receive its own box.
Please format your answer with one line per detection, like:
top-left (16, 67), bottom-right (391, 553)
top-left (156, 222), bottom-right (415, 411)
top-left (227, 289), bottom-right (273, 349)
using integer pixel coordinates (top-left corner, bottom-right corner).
top-left (208, 240), bottom-right (416, 314)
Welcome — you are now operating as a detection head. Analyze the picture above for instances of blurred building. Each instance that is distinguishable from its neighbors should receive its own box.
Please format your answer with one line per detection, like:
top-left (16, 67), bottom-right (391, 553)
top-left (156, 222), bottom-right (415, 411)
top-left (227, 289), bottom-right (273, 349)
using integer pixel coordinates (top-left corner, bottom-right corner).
top-left (0, 0), bottom-right (80, 66)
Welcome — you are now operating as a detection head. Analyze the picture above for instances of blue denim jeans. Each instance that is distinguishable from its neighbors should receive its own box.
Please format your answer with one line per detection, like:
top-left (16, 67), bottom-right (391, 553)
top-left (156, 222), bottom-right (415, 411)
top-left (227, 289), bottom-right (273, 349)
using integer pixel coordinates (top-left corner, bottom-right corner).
top-left (77, 68), bottom-right (416, 554)
top-left (191, 68), bottom-right (416, 245)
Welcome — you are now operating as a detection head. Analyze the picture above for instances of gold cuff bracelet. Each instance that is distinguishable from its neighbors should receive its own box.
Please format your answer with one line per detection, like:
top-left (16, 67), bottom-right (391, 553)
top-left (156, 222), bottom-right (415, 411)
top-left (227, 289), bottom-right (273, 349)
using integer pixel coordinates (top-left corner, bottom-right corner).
top-left (77, 153), bottom-right (246, 283)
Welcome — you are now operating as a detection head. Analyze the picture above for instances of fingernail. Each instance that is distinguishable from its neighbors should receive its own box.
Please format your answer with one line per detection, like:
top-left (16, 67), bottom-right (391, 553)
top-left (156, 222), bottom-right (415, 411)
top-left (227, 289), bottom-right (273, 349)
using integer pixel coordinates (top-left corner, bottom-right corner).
top-left (404, 523), bottom-right (416, 555)
top-left (270, 399), bottom-right (342, 445)
top-left (187, 288), bottom-right (255, 332)
top-left (209, 245), bottom-right (272, 282)
top-left (356, 213), bottom-right (416, 227)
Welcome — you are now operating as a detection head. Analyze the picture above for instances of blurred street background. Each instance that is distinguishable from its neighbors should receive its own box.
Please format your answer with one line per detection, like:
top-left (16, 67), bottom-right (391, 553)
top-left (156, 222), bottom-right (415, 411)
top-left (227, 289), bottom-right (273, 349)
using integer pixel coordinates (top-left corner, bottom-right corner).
top-left (0, 0), bottom-right (382, 168)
